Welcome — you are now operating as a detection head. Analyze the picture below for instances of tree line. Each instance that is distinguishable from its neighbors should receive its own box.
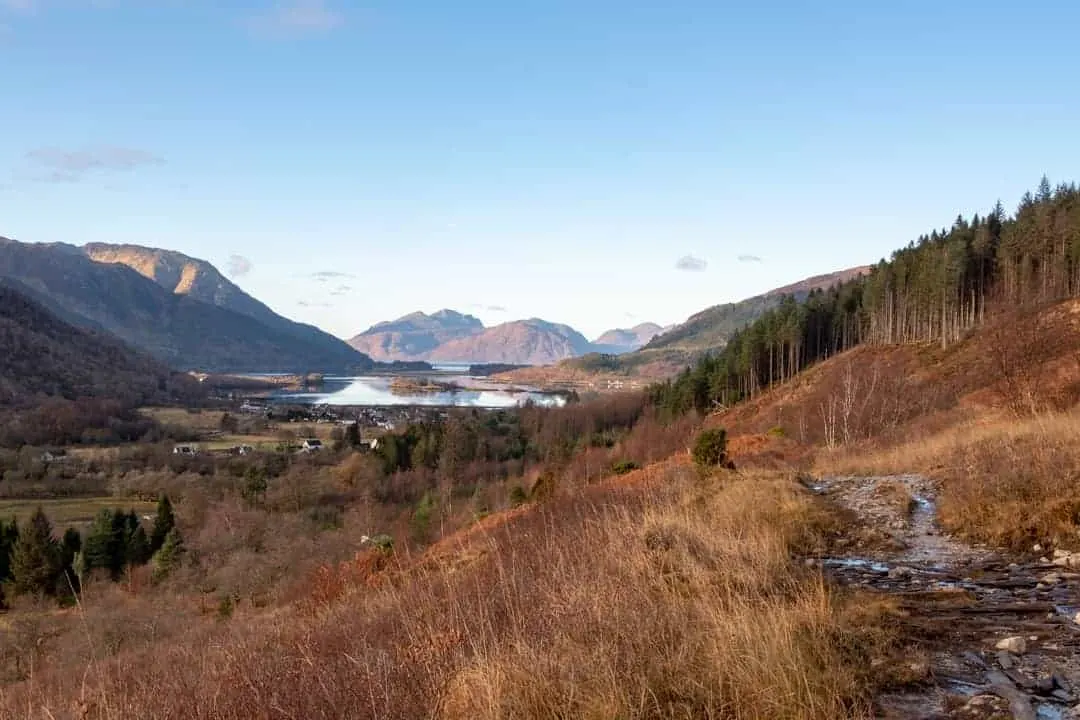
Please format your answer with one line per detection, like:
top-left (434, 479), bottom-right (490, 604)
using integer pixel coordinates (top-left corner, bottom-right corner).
top-left (0, 495), bottom-right (184, 607)
top-left (651, 177), bottom-right (1080, 416)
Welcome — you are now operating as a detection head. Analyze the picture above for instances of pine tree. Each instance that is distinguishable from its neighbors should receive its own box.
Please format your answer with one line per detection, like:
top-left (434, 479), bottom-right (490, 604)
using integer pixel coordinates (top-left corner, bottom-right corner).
top-left (9, 508), bottom-right (60, 598)
top-left (127, 525), bottom-right (151, 568)
top-left (151, 527), bottom-right (185, 583)
top-left (83, 509), bottom-right (122, 580)
top-left (0, 518), bottom-right (17, 583)
top-left (150, 495), bottom-right (175, 554)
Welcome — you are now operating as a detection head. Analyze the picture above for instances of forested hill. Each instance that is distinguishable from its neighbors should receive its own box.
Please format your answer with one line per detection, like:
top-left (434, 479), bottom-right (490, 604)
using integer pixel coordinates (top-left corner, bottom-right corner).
top-left (0, 282), bottom-right (175, 405)
top-left (650, 177), bottom-right (1080, 416)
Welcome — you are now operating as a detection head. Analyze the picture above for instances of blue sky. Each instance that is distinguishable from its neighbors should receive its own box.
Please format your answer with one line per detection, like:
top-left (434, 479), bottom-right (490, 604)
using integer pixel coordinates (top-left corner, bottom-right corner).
top-left (2, 0), bottom-right (1079, 340)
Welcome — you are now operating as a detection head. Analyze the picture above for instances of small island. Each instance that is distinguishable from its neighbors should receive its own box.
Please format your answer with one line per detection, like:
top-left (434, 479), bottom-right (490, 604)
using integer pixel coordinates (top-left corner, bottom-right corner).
top-left (389, 377), bottom-right (463, 395)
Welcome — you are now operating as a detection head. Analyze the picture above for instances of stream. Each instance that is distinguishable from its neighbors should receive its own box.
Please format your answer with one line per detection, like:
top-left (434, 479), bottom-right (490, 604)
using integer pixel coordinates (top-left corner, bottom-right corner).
top-left (804, 474), bottom-right (1080, 720)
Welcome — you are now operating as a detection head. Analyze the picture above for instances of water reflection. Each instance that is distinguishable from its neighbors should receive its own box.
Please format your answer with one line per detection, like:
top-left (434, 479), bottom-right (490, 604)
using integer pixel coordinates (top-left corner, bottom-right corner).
top-left (273, 376), bottom-right (565, 408)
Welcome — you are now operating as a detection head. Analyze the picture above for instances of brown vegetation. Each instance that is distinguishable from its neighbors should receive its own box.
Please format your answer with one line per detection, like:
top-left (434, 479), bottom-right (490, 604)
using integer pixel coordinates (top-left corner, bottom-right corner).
top-left (0, 463), bottom-right (904, 719)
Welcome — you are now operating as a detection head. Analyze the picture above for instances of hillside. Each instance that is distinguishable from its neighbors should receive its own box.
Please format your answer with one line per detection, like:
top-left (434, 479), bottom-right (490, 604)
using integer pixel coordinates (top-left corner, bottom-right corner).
top-left (650, 178), bottom-right (1080, 418)
top-left (641, 265), bottom-right (870, 355)
top-left (348, 309), bottom-right (484, 361)
top-left (0, 237), bottom-right (374, 373)
top-left (0, 282), bottom-right (174, 405)
top-left (82, 242), bottom-right (368, 369)
top-left (591, 322), bottom-right (665, 354)
top-left (427, 318), bottom-right (593, 365)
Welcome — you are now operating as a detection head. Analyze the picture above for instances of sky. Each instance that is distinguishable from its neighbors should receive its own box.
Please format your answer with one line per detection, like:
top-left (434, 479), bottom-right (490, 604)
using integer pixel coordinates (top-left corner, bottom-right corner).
top-left (2, 0), bottom-right (1080, 340)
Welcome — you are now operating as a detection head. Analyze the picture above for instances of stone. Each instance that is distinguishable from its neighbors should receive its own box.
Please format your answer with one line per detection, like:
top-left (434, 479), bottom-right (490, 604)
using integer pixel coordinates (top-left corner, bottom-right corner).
top-left (888, 566), bottom-right (913, 579)
top-left (995, 636), bottom-right (1027, 654)
top-left (996, 651), bottom-right (1016, 670)
top-left (1074, 611), bottom-right (1080, 625)
top-left (1040, 572), bottom-right (1063, 584)
top-left (1033, 543), bottom-right (1043, 553)
top-left (1051, 688), bottom-right (1073, 702)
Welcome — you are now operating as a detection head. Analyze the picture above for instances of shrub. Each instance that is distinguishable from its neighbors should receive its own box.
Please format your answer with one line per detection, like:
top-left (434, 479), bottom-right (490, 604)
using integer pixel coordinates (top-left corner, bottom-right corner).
top-left (611, 460), bottom-right (640, 475)
top-left (692, 428), bottom-right (730, 469)
top-left (508, 485), bottom-right (528, 507)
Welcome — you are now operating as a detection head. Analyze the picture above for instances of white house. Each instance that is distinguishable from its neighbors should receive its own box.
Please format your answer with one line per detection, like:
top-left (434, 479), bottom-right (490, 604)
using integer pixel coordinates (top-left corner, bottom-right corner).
top-left (173, 444), bottom-right (199, 456)
top-left (300, 438), bottom-right (323, 453)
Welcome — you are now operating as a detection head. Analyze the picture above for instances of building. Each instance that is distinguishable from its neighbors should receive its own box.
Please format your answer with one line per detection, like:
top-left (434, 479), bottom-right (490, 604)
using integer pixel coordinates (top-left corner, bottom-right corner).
top-left (300, 438), bottom-right (323, 453)
top-left (173, 444), bottom-right (199, 456)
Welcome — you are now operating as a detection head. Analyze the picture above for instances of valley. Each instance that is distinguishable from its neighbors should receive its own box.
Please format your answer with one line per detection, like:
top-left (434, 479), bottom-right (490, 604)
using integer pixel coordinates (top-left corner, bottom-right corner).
top-left (1, 181), bottom-right (1080, 720)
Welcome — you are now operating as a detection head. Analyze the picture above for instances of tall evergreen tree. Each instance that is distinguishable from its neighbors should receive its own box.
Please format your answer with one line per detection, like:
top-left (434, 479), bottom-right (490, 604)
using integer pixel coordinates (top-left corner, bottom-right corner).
top-left (151, 527), bottom-right (185, 583)
top-left (150, 495), bottom-right (175, 554)
top-left (9, 508), bottom-right (60, 598)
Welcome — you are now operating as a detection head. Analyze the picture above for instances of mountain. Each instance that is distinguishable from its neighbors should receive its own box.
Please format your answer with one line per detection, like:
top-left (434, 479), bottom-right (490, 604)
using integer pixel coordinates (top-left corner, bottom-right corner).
top-left (348, 309), bottom-right (484, 362)
top-left (545, 266), bottom-right (871, 380)
top-left (0, 237), bottom-right (374, 373)
top-left (592, 323), bottom-right (666, 354)
top-left (642, 266), bottom-right (871, 354)
top-left (426, 319), bottom-right (593, 365)
top-left (0, 281), bottom-right (177, 405)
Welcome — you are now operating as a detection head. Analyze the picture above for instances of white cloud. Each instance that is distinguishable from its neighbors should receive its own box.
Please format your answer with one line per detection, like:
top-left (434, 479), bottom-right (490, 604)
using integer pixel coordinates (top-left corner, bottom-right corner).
top-left (674, 254), bottom-right (707, 272)
top-left (250, 0), bottom-right (342, 36)
top-left (227, 255), bottom-right (253, 277)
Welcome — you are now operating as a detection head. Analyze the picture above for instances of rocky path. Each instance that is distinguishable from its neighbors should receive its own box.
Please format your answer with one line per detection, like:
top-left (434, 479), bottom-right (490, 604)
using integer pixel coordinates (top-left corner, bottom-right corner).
top-left (805, 474), bottom-right (1080, 720)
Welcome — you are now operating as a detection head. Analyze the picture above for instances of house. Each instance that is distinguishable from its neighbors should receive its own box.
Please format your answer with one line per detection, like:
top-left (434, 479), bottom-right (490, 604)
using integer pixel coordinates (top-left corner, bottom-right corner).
top-left (300, 438), bottom-right (323, 453)
top-left (40, 450), bottom-right (68, 463)
top-left (173, 444), bottom-right (199, 456)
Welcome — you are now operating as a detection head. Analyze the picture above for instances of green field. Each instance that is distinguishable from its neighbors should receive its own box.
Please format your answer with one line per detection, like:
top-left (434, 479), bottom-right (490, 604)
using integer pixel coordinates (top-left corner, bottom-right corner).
top-left (0, 497), bottom-right (158, 529)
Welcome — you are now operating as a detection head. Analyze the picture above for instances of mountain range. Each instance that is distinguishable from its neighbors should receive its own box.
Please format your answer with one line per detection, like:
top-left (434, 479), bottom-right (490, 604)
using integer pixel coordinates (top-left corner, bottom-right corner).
top-left (348, 312), bottom-right (666, 365)
top-left (0, 238), bottom-right (374, 373)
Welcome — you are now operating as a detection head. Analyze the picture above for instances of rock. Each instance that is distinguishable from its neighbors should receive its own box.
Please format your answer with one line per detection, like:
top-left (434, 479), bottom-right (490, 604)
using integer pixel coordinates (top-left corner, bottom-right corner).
top-left (804, 558), bottom-right (817, 567)
top-left (1035, 675), bottom-right (1055, 695)
top-left (997, 651), bottom-right (1016, 670)
top-left (1051, 688), bottom-right (1073, 702)
top-left (995, 636), bottom-right (1027, 654)
top-left (1053, 548), bottom-right (1069, 560)
top-left (1074, 611), bottom-right (1080, 625)
top-left (888, 566), bottom-right (913, 579)
top-left (1033, 543), bottom-right (1043, 553)
top-left (1040, 572), bottom-right (1063, 584)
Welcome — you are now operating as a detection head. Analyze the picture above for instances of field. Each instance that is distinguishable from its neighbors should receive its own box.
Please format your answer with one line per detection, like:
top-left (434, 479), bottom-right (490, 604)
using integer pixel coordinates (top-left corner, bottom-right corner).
top-left (0, 497), bottom-right (157, 528)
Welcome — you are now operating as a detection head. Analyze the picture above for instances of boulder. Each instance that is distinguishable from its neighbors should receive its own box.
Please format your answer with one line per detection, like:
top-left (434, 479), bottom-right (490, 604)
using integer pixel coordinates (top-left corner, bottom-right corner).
top-left (995, 636), bottom-right (1027, 654)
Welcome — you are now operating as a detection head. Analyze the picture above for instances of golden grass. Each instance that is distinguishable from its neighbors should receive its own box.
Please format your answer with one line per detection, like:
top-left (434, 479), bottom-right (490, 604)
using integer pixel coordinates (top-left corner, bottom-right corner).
top-left (0, 497), bottom-right (156, 528)
top-left (817, 409), bottom-right (1080, 550)
top-left (0, 464), bottom-right (897, 719)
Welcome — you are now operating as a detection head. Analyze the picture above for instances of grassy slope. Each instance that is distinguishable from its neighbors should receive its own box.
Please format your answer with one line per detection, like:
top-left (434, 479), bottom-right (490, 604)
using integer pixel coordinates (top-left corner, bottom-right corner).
top-left (1, 461), bottom-right (901, 719)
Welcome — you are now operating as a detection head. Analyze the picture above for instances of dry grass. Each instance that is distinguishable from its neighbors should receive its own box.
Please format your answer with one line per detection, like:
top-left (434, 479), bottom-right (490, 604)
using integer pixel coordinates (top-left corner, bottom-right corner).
top-left (0, 497), bottom-right (156, 528)
top-left (817, 410), bottom-right (1080, 550)
top-left (0, 463), bottom-right (898, 720)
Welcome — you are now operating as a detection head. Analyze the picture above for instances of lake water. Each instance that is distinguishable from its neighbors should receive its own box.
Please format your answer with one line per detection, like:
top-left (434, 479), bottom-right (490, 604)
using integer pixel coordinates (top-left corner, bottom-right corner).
top-left (272, 376), bottom-right (565, 408)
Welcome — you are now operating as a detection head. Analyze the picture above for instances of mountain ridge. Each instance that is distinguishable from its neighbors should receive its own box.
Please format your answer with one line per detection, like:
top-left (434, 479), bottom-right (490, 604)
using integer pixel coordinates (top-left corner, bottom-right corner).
top-left (0, 237), bottom-right (374, 373)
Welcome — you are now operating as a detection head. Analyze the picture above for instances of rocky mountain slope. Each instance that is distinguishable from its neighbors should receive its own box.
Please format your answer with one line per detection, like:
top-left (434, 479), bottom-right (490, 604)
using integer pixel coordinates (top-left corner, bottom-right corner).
top-left (426, 318), bottom-right (594, 365)
top-left (591, 323), bottom-right (666, 354)
top-left (348, 309), bottom-right (484, 362)
top-left (0, 237), bottom-right (373, 373)
top-left (350, 311), bottom-right (661, 364)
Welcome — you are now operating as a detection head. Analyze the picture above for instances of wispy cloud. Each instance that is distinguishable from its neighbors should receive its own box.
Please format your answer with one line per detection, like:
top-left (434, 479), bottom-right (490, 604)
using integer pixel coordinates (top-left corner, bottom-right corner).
top-left (227, 255), bottom-right (253, 277)
top-left (738, 254), bottom-right (763, 263)
top-left (330, 284), bottom-right (352, 296)
top-left (249, 0), bottom-right (343, 37)
top-left (309, 270), bottom-right (356, 282)
top-left (675, 254), bottom-right (707, 272)
top-left (297, 300), bottom-right (332, 308)
top-left (24, 146), bottom-right (164, 183)
top-left (487, 305), bottom-right (507, 313)
top-left (0, 0), bottom-right (35, 13)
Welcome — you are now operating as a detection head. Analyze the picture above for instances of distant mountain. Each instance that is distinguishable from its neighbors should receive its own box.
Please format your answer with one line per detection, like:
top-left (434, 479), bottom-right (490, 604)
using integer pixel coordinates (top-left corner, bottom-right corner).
top-left (592, 323), bottom-right (666, 354)
top-left (426, 319), bottom-right (593, 365)
top-left (642, 266), bottom-right (871, 354)
top-left (0, 237), bottom-right (374, 373)
top-left (561, 265), bottom-right (871, 379)
top-left (348, 309), bottom-right (484, 362)
top-left (0, 281), bottom-right (176, 405)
